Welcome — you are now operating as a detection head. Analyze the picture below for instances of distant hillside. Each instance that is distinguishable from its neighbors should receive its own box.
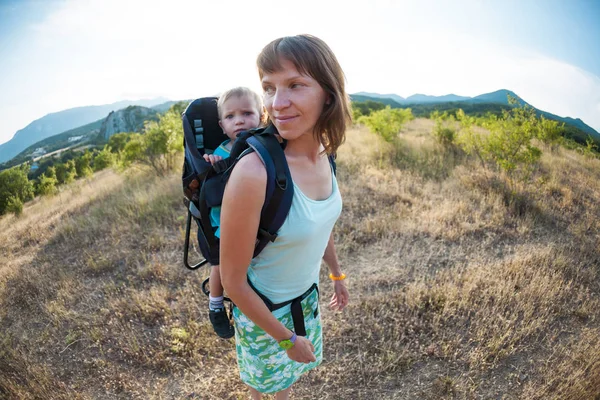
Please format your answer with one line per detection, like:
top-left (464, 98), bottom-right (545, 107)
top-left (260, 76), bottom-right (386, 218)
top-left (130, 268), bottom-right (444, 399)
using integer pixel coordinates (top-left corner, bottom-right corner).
top-left (1, 120), bottom-right (104, 171)
top-left (354, 92), bottom-right (405, 104)
top-left (406, 93), bottom-right (471, 103)
top-left (469, 89), bottom-right (527, 106)
top-left (350, 94), bottom-right (403, 108)
top-left (0, 97), bottom-right (169, 164)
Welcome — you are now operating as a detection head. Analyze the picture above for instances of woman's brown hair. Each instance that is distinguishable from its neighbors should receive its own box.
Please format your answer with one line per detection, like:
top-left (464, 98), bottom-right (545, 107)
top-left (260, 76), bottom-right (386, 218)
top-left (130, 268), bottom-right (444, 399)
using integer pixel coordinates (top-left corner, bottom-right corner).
top-left (257, 34), bottom-right (351, 155)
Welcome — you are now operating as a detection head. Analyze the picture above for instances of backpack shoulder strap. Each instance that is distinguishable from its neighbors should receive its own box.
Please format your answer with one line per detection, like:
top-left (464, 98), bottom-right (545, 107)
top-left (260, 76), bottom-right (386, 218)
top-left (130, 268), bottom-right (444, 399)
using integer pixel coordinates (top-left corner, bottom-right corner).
top-left (328, 153), bottom-right (337, 176)
top-left (244, 129), bottom-right (294, 257)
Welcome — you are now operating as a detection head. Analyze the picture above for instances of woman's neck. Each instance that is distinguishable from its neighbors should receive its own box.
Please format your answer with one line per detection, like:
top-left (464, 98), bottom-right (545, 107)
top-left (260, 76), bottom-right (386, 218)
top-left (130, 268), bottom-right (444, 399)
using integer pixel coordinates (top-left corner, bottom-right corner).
top-left (284, 132), bottom-right (323, 163)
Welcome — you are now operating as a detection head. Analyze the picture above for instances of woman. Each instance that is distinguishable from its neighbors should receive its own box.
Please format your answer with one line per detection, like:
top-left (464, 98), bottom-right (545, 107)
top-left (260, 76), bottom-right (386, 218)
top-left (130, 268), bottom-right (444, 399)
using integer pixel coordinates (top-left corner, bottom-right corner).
top-left (220, 34), bottom-right (352, 400)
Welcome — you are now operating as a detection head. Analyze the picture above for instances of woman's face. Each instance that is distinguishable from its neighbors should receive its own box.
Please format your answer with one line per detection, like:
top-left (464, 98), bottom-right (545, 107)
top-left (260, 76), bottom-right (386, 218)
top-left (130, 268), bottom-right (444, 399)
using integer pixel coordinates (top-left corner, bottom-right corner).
top-left (261, 58), bottom-right (328, 142)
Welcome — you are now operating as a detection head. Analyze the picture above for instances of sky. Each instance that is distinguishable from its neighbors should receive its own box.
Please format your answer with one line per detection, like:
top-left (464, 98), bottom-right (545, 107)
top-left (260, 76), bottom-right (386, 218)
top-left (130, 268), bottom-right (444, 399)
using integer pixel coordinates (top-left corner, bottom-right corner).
top-left (0, 0), bottom-right (599, 146)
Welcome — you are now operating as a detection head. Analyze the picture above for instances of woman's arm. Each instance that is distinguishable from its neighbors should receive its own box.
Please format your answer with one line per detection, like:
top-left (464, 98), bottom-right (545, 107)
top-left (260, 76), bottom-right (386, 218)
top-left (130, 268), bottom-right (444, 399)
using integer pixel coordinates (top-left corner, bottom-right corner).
top-left (220, 153), bottom-right (316, 362)
top-left (323, 232), bottom-right (349, 311)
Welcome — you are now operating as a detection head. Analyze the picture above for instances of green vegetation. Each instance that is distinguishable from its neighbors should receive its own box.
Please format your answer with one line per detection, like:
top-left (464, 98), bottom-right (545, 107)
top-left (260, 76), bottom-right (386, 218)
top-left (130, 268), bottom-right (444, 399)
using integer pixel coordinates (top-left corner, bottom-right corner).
top-left (353, 95), bottom-right (600, 150)
top-left (351, 100), bottom-right (386, 121)
top-left (358, 106), bottom-right (413, 143)
top-left (0, 165), bottom-right (34, 216)
top-left (354, 96), bottom-right (599, 201)
top-left (36, 167), bottom-right (59, 196)
top-left (0, 103), bottom-right (186, 217)
top-left (55, 160), bottom-right (77, 185)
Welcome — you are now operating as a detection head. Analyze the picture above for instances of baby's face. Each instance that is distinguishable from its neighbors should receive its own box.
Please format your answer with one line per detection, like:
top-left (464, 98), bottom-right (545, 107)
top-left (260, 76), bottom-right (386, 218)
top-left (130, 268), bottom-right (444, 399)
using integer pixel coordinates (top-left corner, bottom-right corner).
top-left (219, 95), bottom-right (261, 141)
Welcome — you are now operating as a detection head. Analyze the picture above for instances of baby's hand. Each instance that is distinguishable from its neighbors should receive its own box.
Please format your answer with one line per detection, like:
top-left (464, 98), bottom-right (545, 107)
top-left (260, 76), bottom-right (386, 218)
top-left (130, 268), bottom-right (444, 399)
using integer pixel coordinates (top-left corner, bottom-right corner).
top-left (203, 154), bottom-right (224, 165)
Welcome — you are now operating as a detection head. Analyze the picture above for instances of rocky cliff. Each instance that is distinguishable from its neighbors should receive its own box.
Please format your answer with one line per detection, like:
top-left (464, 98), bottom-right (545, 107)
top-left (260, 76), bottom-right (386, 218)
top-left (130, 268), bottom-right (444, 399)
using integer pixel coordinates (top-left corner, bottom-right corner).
top-left (100, 106), bottom-right (159, 140)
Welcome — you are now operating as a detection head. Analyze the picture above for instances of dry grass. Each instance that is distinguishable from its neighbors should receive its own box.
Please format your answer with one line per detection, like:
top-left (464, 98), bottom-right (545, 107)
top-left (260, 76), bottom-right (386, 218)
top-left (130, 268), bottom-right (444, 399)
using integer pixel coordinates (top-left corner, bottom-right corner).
top-left (1, 120), bottom-right (599, 399)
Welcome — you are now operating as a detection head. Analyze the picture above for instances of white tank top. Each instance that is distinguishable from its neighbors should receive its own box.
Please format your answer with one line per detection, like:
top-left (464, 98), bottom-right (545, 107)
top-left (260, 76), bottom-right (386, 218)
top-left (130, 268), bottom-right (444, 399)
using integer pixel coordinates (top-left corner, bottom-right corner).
top-left (247, 164), bottom-right (342, 303)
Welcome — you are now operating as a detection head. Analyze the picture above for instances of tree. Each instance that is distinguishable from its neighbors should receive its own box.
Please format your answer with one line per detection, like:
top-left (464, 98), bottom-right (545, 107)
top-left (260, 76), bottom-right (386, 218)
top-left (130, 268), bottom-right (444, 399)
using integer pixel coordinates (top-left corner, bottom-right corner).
top-left (0, 165), bottom-right (34, 215)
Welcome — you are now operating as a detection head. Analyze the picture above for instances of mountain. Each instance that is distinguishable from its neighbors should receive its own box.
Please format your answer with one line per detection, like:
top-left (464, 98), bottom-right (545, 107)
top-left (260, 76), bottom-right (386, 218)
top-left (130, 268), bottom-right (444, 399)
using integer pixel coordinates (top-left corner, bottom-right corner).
top-left (470, 89), bottom-right (527, 106)
top-left (354, 91), bottom-right (406, 104)
top-left (0, 97), bottom-right (169, 164)
top-left (405, 93), bottom-right (471, 103)
top-left (350, 94), bottom-right (403, 108)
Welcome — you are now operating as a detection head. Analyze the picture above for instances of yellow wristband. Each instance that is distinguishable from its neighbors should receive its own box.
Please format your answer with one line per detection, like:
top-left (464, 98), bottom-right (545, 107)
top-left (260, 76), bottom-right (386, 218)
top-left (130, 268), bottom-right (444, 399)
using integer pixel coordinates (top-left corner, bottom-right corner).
top-left (329, 273), bottom-right (346, 281)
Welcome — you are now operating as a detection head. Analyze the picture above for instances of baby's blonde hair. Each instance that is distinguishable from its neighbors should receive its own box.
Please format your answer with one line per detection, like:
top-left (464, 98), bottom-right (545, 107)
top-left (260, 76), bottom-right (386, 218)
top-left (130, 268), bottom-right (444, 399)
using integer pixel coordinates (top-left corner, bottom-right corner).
top-left (217, 87), bottom-right (265, 125)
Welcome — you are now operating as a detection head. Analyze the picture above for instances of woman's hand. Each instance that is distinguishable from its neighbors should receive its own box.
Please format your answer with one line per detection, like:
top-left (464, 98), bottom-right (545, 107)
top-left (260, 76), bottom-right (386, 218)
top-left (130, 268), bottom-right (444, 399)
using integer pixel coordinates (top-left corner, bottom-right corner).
top-left (329, 280), bottom-right (349, 311)
top-left (286, 336), bottom-right (316, 364)
top-left (203, 154), bottom-right (223, 165)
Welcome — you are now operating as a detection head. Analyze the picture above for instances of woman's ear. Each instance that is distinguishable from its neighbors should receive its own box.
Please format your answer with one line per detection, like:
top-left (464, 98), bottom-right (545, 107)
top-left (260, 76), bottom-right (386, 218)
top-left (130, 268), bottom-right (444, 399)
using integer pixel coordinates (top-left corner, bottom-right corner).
top-left (260, 106), bottom-right (269, 126)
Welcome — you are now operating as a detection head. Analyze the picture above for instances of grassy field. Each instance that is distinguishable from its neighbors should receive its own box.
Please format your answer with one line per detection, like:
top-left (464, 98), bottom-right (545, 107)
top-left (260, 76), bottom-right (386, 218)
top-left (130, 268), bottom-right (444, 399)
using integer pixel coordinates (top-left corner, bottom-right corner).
top-left (1, 119), bottom-right (599, 399)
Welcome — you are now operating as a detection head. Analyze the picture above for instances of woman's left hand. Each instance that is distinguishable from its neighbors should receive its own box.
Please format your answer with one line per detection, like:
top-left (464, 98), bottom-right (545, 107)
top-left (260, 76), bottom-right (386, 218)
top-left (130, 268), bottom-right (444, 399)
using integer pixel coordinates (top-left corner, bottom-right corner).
top-left (329, 280), bottom-right (349, 311)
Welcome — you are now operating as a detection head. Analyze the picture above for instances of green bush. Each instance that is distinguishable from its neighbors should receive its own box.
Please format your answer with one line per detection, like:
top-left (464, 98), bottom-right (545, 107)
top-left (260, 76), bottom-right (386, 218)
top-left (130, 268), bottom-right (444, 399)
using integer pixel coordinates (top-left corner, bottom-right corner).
top-left (55, 160), bottom-right (77, 185)
top-left (140, 109), bottom-right (184, 175)
top-left (359, 106), bottom-right (414, 142)
top-left (0, 165), bottom-right (34, 215)
top-left (36, 167), bottom-right (59, 196)
top-left (122, 134), bottom-right (144, 167)
top-left (6, 195), bottom-right (23, 216)
top-left (93, 147), bottom-right (115, 171)
top-left (75, 151), bottom-right (93, 178)
top-left (456, 98), bottom-right (543, 181)
top-left (431, 111), bottom-right (458, 148)
top-left (352, 100), bottom-right (386, 121)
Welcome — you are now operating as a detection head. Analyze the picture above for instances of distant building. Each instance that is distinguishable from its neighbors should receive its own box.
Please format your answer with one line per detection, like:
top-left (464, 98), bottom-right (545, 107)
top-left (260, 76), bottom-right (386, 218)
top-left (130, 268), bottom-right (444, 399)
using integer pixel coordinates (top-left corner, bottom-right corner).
top-left (30, 162), bottom-right (39, 172)
top-left (31, 148), bottom-right (46, 157)
top-left (68, 135), bottom-right (84, 142)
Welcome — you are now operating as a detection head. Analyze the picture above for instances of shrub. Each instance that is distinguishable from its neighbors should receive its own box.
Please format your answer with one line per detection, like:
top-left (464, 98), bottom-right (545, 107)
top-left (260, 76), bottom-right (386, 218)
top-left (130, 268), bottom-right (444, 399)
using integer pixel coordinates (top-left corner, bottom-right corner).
top-left (6, 195), bottom-right (23, 216)
top-left (456, 98), bottom-right (543, 181)
top-left (55, 160), bottom-right (77, 185)
top-left (36, 167), bottom-right (59, 196)
top-left (431, 111), bottom-right (458, 148)
top-left (140, 109), bottom-right (184, 175)
top-left (359, 106), bottom-right (413, 143)
top-left (0, 165), bottom-right (34, 215)
top-left (75, 152), bottom-right (93, 178)
top-left (93, 147), bottom-right (115, 171)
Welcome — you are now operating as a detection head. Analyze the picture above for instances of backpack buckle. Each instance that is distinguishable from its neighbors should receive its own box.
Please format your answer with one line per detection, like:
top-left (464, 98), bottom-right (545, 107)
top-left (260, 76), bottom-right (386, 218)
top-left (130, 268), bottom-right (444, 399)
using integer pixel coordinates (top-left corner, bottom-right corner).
top-left (213, 158), bottom-right (234, 174)
top-left (258, 228), bottom-right (278, 243)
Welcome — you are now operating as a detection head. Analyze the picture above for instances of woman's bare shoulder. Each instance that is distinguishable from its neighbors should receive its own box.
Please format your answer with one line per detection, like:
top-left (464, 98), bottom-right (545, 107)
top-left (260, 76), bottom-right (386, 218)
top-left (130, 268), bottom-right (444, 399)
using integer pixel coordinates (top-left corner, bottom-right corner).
top-left (227, 152), bottom-right (267, 193)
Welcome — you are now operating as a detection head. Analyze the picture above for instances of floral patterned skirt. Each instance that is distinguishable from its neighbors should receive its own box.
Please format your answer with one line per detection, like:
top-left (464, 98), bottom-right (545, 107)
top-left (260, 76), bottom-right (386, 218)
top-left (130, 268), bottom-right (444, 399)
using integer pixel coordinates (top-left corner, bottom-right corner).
top-left (232, 288), bottom-right (322, 394)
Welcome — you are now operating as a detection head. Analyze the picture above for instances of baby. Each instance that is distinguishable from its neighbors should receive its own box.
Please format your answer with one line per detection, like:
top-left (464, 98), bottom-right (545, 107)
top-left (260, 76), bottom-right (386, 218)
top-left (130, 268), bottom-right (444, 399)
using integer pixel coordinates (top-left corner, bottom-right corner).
top-left (204, 87), bottom-right (263, 338)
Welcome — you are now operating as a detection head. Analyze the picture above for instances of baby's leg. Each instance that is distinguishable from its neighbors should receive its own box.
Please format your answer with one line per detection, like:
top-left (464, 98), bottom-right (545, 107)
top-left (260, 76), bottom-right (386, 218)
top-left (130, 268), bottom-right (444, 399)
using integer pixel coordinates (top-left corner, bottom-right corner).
top-left (209, 265), bottom-right (224, 297)
top-left (207, 264), bottom-right (234, 338)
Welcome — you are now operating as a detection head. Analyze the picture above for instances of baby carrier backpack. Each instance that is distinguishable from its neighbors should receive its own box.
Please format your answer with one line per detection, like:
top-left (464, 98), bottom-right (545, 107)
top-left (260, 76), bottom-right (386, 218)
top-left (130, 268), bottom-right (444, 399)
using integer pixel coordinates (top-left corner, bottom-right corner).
top-left (181, 97), bottom-right (295, 274)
